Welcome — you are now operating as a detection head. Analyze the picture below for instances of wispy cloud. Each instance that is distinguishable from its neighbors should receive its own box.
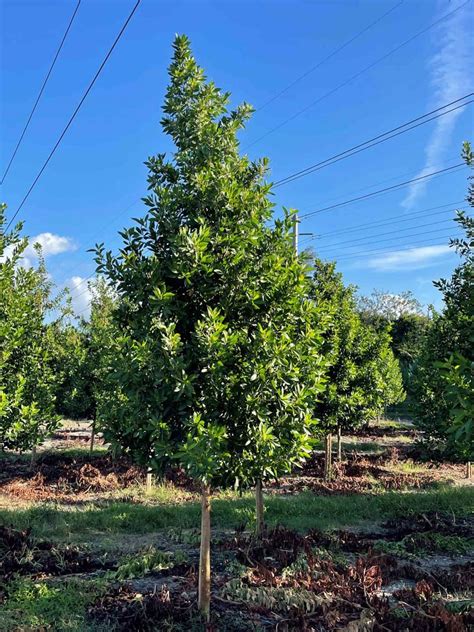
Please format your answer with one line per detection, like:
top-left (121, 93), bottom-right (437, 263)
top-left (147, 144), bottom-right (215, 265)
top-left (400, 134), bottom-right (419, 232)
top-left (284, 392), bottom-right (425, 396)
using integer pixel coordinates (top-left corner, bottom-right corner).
top-left (402, 1), bottom-right (473, 210)
top-left (367, 244), bottom-right (452, 271)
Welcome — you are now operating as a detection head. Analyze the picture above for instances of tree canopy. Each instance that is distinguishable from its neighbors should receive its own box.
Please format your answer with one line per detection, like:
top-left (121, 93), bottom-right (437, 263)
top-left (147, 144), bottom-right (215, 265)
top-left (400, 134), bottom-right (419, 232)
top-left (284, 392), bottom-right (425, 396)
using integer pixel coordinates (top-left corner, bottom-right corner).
top-left (94, 35), bottom-right (327, 490)
top-left (0, 205), bottom-right (64, 451)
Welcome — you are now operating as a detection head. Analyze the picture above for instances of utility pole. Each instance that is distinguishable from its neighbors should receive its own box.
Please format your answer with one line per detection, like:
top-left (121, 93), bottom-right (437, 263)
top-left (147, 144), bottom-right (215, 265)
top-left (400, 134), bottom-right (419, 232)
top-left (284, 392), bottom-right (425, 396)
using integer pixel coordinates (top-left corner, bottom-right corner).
top-left (294, 213), bottom-right (313, 257)
top-left (293, 213), bottom-right (299, 255)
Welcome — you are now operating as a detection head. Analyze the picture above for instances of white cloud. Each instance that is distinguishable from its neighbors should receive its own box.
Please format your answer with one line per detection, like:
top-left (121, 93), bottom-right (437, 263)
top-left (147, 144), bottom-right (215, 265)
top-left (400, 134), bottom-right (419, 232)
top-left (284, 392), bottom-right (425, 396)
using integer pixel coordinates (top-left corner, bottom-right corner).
top-left (23, 232), bottom-right (77, 264)
top-left (2, 232), bottom-right (77, 268)
top-left (367, 244), bottom-right (452, 271)
top-left (28, 233), bottom-right (76, 257)
top-left (67, 275), bottom-right (92, 318)
top-left (402, 1), bottom-right (473, 210)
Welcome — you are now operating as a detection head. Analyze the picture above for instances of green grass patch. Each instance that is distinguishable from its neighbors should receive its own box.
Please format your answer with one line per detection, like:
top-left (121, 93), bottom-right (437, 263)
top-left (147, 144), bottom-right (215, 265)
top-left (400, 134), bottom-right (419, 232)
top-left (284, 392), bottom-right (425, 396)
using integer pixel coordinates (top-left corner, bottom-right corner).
top-left (391, 461), bottom-right (429, 474)
top-left (374, 531), bottom-right (473, 558)
top-left (341, 440), bottom-right (385, 454)
top-left (0, 485), bottom-right (472, 541)
top-left (0, 577), bottom-right (108, 632)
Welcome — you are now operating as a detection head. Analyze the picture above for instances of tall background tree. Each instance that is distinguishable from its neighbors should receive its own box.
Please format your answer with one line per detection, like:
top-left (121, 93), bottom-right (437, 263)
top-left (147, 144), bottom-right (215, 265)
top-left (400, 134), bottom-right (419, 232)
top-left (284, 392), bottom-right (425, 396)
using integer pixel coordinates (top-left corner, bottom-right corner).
top-left (412, 142), bottom-right (473, 463)
top-left (94, 35), bottom-right (327, 618)
top-left (310, 260), bottom-right (404, 478)
top-left (358, 289), bottom-right (427, 409)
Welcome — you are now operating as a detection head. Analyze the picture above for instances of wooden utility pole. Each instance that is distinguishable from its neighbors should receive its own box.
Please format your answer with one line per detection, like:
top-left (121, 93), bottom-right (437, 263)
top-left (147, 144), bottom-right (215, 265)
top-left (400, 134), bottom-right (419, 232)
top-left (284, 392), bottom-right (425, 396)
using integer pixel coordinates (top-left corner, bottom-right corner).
top-left (293, 213), bottom-right (299, 255)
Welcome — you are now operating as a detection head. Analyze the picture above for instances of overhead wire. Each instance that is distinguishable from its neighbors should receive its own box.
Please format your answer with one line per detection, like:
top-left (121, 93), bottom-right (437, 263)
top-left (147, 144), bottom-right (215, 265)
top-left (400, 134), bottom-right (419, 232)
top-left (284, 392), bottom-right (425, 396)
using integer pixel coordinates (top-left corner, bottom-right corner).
top-left (273, 96), bottom-right (473, 187)
top-left (4, 0), bottom-right (142, 232)
top-left (256, 0), bottom-right (404, 112)
top-left (244, 0), bottom-right (471, 150)
top-left (328, 234), bottom-right (460, 263)
top-left (1, 0), bottom-right (82, 184)
top-left (300, 163), bottom-right (465, 219)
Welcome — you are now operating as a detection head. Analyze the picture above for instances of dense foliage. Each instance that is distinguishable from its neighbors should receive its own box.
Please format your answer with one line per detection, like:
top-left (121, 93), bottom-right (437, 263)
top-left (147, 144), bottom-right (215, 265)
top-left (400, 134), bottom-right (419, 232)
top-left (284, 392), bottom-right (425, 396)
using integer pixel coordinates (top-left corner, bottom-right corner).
top-left (310, 260), bottom-right (404, 439)
top-left (412, 142), bottom-right (474, 460)
top-left (358, 289), bottom-right (429, 398)
top-left (94, 36), bottom-right (328, 490)
top-left (50, 324), bottom-right (92, 420)
top-left (0, 205), bottom-right (63, 451)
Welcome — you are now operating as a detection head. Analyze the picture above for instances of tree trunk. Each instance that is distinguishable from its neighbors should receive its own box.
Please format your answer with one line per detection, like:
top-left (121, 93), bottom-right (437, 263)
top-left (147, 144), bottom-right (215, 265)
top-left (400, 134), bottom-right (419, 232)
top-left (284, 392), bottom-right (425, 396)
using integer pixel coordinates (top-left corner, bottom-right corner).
top-left (30, 444), bottom-right (37, 470)
top-left (324, 433), bottom-right (333, 482)
top-left (90, 419), bottom-right (95, 454)
top-left (467, 461), bottom-right (472, 480)
top-left (198, 484), bottom-right (211, 621)
top-left (146, 467), bottom-right (153, 493)
top-left (255, 479), bottom-right (264, 537)
top-left (336, 426), bottom-right (342, 462)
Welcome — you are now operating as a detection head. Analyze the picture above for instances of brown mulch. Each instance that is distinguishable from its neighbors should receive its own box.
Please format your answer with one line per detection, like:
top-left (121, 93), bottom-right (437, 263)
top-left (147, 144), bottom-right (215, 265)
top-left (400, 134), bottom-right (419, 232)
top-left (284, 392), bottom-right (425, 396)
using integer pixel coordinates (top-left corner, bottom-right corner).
top-left (267, 450), bottom-right (460, 496)
top-left (0, 454), bottom-right (145, 501)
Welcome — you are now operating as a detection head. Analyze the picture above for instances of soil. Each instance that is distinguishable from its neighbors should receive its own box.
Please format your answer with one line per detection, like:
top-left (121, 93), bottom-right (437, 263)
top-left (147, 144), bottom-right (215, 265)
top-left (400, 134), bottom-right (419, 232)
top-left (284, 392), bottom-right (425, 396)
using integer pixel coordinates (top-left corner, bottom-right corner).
top-left (85, 514), bottom-right (473, 631)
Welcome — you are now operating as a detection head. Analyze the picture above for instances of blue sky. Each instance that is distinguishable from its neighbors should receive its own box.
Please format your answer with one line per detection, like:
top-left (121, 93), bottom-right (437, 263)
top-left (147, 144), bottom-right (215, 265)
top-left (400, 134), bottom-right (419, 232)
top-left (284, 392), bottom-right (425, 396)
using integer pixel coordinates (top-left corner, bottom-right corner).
top-left (1, 0), bottom-right (473, 316)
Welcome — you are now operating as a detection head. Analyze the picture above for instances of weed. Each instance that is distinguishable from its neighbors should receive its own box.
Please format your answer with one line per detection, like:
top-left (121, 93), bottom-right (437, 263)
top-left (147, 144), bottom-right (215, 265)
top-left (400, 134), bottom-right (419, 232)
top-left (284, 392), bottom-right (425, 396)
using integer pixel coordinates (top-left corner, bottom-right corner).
top-left (114, 547), bottom-right (188, 580)
top-left (374, 531), bottom-right (473, 558)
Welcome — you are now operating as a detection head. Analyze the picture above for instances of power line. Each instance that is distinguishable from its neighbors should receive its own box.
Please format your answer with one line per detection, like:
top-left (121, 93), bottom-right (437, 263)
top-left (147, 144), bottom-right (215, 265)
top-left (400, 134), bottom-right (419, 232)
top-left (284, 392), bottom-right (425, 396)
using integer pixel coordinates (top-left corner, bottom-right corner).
top-left (298, 211), bottom-right (460, 249)
top-left (245, 0), bottom-right (471, 150)
top-left (300, 163), bottom-right (465, 219)
top-left (314, 200), bottom-right (464, 239)
top-left (4, 0), bottom-right (142, 233)
top-left (329, 234), bottom-right (458, 263)
top-left (273, 96), bottom-right (473, 187)
top-left (1, 0), bottom-right (82, 184)
top-left (315, 219), bottom-right (457, 254)
top-left (298, 157), bottom-right (461, 210)
top-left (257, 1), bottom-right (404, 112)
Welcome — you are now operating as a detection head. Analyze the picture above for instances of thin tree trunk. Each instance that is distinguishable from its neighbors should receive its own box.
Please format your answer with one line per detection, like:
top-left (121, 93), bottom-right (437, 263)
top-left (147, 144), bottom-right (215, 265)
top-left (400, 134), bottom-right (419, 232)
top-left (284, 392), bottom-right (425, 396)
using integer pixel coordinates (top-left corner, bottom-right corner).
top-left (336, 426), bottom-right (342, 462)
top-left (30, 444), bottom-right (37, 470)
top-left (467, 461), bottom-right (472, 480)
top-left (255, 479), bottom-right (264, 537)
top-left (198, 484), bottom-right (211, 621)
top-left (146, 467), bottom-right (153, 493)
top-left (90, 419), bottom-right (95, 454)
top-left (324, 433), bottom-right (333, 482)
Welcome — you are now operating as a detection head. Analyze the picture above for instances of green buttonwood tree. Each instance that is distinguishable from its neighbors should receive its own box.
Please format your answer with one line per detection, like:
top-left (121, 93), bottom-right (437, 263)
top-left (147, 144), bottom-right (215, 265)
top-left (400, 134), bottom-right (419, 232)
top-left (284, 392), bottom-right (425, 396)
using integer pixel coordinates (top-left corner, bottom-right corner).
top-left (413, 142), bottom-right (473, 462)
top-left (94, 36), bottom-right (327, 618)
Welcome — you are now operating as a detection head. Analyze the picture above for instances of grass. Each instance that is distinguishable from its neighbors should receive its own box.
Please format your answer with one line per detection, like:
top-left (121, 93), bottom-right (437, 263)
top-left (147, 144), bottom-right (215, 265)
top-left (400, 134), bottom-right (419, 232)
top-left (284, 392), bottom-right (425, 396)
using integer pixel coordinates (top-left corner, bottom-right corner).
top-left (1, 484), bottom-right (472, 542)
top-left (392, 461), bottom-right (429, 474)
top-left (340, 440), bottom-right (385, 454)
top-left (0, 445), bottom-right (108, 464)
top-left (374, 531), bottom-right (474, 558)
top-left (0, 577), bottom-right (109, 632)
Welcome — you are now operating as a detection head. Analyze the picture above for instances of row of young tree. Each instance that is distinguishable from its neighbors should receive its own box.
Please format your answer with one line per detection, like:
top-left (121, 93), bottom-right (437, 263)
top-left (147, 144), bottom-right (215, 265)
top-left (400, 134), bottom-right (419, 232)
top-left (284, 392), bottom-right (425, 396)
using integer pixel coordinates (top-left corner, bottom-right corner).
top-left (1, 37), bottom-right (472, 618)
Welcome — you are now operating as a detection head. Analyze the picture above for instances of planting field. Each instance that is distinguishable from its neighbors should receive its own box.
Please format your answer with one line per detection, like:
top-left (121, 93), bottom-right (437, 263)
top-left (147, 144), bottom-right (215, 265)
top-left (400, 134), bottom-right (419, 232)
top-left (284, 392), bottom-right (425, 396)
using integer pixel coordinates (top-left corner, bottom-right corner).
top-left (0, 419), bottom-right (473, 631)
